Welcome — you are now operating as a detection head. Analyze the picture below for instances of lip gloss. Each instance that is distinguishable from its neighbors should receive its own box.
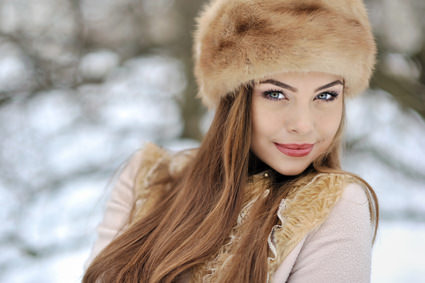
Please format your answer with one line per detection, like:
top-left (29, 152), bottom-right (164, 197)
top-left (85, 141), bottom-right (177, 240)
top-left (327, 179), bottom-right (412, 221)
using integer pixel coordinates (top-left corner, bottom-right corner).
top-left (274, 143), bottom-right (314, 157)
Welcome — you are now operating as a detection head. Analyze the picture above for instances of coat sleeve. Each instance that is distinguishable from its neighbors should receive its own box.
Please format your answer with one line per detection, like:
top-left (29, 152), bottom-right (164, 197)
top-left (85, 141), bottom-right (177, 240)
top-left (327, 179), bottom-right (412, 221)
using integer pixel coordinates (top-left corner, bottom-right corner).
top-left (275, 182), bottom-right (374, 283)
top-left (84, 149), bottom-right (144, 268)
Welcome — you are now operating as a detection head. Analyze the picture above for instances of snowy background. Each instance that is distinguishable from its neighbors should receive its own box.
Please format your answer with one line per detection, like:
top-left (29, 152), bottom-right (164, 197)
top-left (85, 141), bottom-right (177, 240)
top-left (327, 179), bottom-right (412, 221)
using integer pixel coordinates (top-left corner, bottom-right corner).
top-left (0, 0), bottom-right (424, 282)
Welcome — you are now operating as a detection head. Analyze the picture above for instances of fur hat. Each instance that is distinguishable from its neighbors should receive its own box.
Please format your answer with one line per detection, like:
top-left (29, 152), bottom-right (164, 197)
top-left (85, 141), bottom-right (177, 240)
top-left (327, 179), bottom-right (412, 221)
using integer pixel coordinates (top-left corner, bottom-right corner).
top-left (193, 0), bottom-right (377, 108)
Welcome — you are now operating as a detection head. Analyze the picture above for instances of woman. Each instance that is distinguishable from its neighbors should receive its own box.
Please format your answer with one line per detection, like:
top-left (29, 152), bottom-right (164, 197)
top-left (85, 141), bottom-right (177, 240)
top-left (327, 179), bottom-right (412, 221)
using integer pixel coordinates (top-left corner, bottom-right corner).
top-left (83, 0), bottom-right (379, 282)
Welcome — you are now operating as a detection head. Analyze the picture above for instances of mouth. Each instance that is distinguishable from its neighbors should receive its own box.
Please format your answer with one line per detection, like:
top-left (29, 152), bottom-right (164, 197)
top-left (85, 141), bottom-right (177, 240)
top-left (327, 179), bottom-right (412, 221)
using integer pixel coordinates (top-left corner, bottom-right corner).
top-left (274, 142), bottom-right (314, 157)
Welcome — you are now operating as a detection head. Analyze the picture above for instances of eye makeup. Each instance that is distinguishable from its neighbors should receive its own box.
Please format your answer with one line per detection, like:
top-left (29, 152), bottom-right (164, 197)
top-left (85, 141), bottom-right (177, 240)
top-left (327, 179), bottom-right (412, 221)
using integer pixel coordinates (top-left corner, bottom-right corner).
top-left (262, 89), bottom-right (287, 100)
top-left (315, 90), bottom-right (340, 102)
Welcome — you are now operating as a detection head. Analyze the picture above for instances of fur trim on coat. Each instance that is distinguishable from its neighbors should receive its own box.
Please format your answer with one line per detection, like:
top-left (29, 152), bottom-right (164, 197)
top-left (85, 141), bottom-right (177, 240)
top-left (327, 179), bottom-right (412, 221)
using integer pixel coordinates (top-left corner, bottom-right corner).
top-left (193, 0), bottom-right (377, 108)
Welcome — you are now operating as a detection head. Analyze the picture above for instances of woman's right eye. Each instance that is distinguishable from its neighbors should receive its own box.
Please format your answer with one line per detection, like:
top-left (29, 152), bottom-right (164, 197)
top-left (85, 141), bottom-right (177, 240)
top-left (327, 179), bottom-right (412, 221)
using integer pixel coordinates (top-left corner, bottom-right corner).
top-left (263, 90), bottom-right (286, 101)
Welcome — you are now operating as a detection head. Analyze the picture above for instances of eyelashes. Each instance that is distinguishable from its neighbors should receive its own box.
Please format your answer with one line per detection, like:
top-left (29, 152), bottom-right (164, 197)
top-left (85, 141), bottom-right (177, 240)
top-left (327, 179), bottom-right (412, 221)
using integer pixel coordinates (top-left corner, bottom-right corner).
top-left (262, 89), bottom-right (286, 100)
top-left (315, 91), bottom-right (339, 102)
top-left (261, 89), bottom-right (340, 102)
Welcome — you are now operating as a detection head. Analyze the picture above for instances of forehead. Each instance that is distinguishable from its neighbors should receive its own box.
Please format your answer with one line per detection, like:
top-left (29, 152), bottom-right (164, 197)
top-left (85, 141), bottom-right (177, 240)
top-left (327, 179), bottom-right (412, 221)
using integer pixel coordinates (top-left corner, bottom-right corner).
top-left (257, 71), bottom-right (343, 86)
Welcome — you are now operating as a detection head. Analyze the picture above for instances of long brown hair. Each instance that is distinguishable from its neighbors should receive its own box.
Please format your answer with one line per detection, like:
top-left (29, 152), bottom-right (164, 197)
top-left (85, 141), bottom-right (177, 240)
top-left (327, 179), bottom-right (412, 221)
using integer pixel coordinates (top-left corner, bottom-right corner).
top-left (83, 85), bottom-right (378, 283)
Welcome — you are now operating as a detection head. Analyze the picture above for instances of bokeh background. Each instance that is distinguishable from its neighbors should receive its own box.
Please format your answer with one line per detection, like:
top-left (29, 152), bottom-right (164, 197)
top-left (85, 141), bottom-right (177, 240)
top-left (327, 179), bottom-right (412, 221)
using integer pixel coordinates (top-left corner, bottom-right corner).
top-left (1, 0), bottom-right (424, 282)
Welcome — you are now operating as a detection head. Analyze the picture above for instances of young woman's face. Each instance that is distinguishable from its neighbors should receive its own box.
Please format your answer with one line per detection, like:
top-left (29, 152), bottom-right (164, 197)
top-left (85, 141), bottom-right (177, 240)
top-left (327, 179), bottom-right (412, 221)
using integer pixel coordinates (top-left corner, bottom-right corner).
top-left (251, 71), bottom-right (344, 176)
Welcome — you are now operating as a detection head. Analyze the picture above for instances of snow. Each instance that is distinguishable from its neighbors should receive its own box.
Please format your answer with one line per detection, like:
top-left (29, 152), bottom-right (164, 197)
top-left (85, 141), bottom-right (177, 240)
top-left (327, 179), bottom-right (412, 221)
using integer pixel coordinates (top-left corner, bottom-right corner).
top-left (0, 182), bottom-right (19, 237)
top-left (45, 126), bottom-right (114, 175)
top-left (1, 248), bottom-right (90, 283)
top-left (21, 176), bottom-right (106, 248)
top-left (0, 42), bottom-right (33, 92)
top-left (345, 88), bottom-right (425, 170)
top-left (372, 221), bottom-right (425, 283)
top-left (79, 50), bottom-right (120, 80)
top-left (26, 90), bottom-right (81, 136)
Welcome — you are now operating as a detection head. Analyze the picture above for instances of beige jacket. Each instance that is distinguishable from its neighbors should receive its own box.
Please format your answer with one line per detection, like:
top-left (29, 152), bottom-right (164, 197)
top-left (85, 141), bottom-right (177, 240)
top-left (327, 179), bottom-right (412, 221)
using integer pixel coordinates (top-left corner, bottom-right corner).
top-left (87, 144), bottom-right (374, 282)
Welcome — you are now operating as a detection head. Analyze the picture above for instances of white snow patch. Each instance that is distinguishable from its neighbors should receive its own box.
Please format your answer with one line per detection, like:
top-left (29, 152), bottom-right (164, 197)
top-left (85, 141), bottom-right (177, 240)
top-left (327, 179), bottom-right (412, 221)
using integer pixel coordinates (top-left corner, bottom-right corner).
top-left (1, 248), bottom-right (90, 283)
top-left (45, 126), bottom-right (114, 175)
top-left (346, 90), bottom-right (425, 172)
top-left (26, 90), bottom-right (81, 136)
top-left (0, 42), bottom-right (33, 92)
top-left (20, 176), bottom-right (106, 249)
top-left (372, 221), bottom-right (425, 283)
top-left (79, 50), bottom-right (120, 80)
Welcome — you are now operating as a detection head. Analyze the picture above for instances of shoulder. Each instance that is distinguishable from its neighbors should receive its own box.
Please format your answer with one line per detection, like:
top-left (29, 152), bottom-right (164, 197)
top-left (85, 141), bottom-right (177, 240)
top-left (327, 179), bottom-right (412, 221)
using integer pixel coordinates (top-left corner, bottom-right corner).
top-left (101, 142), bottom-right (169, 213)
top-left (302, 174), bottom-right (373, 241)
top-left (300, 173), bottom-right (372, 228)
top-left (132, 142), bottom-right (170, 177)
top-left (273, 178), bottom-right (374, 283)
top-left (298, 180), bottom-right (373, 280)
top-left (127, 142), bottom-right (198, 220)
top-left (340, 180), bottom-right (370, 205)
top-left (280, 173), bottom-right (361, 233)
top-left (130, 142), bottom-right (198, 184)
top-left (337, 181), bottom-right (371, 219)
top-left (312, 180), bottom-right (373, 241)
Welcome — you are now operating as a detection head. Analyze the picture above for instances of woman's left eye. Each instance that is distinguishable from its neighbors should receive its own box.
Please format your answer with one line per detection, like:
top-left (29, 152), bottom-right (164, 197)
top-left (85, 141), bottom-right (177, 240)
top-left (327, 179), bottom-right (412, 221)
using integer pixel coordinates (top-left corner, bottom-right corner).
top-left (315, 91), bottom-right (339, 102)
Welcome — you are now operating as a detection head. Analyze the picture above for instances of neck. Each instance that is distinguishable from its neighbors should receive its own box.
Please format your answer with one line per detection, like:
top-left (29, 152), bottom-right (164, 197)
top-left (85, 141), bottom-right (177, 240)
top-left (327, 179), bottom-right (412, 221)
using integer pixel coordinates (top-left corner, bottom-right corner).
top-left (248, 151), bottom-right (315, 186)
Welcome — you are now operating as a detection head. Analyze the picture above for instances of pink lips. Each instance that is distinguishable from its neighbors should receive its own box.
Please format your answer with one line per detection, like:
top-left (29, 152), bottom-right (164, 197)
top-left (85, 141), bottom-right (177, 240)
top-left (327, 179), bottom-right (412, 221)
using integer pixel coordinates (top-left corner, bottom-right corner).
top-left (274, 143), bottom-right (314, 157)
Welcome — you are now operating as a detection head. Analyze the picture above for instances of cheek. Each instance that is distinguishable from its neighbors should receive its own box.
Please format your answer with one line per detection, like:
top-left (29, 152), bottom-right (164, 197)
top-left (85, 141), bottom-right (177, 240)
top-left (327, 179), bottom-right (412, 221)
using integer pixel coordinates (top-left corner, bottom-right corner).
top-left (251, 101), bottom-right (281, 140)
top-left (316, 106), bottom-right (343, 140)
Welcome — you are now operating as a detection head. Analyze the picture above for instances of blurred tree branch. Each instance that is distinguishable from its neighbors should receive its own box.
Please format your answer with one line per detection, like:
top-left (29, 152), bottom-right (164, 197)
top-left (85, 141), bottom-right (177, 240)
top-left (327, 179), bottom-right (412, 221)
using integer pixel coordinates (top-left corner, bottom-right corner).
top-left (415, 42), bottom-right (425, 85)
top-left (173, 0), bottom-right (207, 141)
top-left (371, 70), bottom-right (425, 119)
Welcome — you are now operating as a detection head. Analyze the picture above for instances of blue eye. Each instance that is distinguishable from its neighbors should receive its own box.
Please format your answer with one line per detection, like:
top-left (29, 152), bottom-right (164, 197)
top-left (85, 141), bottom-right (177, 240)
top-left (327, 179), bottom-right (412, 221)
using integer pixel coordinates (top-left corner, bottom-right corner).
top-left (315, 91), bottom-right (339, 102)
top-left (263, 90), bottom-right (286, 101)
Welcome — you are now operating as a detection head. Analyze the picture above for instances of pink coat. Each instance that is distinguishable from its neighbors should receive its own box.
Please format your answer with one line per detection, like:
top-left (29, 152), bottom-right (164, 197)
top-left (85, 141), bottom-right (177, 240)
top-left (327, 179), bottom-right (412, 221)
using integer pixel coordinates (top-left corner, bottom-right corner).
top-left (86, 146), bottom-right (374, 282)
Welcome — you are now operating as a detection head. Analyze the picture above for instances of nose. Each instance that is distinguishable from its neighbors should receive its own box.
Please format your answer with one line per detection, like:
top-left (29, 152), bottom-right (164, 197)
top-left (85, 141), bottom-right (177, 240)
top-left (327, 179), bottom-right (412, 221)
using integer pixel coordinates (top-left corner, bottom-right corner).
top-left (284, 104), bottom-right (314, 135)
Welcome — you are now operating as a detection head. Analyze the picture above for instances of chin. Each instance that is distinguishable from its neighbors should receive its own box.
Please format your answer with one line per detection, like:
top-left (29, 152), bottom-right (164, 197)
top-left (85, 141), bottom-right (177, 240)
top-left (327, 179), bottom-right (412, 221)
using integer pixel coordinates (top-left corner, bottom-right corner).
top-left (274, 165), bottom-right (307, 176)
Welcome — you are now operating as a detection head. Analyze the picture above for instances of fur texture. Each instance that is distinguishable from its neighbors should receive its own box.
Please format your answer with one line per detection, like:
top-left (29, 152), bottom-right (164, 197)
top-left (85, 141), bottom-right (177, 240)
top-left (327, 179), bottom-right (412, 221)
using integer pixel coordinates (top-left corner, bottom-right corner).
top-left (193, 0), bottom-right (377, 108)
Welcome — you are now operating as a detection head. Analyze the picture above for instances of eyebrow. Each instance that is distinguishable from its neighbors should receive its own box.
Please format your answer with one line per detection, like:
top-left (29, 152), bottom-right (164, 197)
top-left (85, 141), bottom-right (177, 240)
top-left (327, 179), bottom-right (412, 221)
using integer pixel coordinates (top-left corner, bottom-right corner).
top-left (259, 79), bottom-right (344, 92)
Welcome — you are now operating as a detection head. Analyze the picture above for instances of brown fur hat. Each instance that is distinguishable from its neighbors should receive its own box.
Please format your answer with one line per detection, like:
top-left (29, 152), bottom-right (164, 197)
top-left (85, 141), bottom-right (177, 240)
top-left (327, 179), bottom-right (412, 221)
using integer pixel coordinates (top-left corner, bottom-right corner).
top-left (193, 0), bottom-right (376, 108)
